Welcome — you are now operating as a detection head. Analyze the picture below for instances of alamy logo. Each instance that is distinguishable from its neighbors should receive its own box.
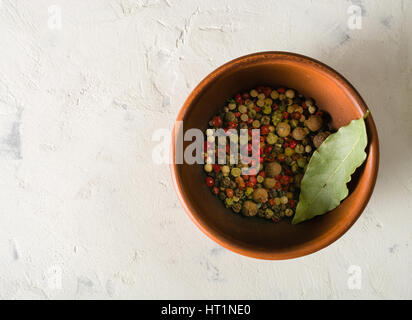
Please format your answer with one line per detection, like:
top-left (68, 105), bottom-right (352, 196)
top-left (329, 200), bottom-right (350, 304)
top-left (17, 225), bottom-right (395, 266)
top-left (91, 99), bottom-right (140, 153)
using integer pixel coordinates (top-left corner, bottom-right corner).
top-left (152, 121), bottom-right (261, 175)
top-left (347, 265), bottom-right (362, 290)
top-left (48, 5), bottom-right (62, 30)
top-left (347, 5), bottom-right (362, 30)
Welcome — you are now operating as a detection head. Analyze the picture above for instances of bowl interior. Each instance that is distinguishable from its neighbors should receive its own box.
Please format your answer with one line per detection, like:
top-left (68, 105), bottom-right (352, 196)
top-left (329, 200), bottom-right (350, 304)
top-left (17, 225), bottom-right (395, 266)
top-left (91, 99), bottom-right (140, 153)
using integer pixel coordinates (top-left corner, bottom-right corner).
top-left (174, 53), bottom-right (378, 259)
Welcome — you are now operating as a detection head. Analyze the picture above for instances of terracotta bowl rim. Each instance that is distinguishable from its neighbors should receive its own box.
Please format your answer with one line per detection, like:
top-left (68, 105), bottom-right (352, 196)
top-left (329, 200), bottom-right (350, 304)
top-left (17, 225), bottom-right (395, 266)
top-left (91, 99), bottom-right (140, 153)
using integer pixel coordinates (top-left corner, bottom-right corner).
top-left (170, 51), bottom-right (380, 260)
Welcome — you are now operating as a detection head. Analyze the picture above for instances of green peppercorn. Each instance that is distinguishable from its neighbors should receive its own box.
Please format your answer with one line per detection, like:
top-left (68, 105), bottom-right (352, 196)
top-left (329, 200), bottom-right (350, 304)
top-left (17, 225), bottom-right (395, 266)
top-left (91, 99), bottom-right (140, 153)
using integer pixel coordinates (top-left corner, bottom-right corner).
top-left (231, 167), bottom-right (241, 177)
top-left (222, 177), bottom-right (231, 187)
top-left (285, 208), bottom-right (293, 217)
top-left (225, 197), bottom-right (234, 207)
top-left (240, 113), bottom-right (248, 122)
top-left (232, 202), bottom-right (242, 213)
top-left (225, 111), bottom-right (235, 122)
top-left (235, 189), bottom-right (244, 198)
top-left (295, 144), bottom-right (305, 154)
top-left (252, 120), bottom-right (261, 128)
top-left (290, 119), bottom-right (299, 128)
top-left (261, 116), bottom-right (271, 125)
top-left (266, 132), bottom-right (278, 145)
top-left (263, 106), bottom-right (271, 114)
top-left (265, 208), bottom-right (274, 219)
top-left (272, 113), bottom-right (282, 125)
top-left (228, 102), bottom-right (236, 110)
top-left (245, 187), bottom-right (254, 197)
top-left (238, 105), bottom-right (247, 113)
top-left (297, 158), bottom-right (307, 168)
top-left (248, 109), bottom-right (257, 118)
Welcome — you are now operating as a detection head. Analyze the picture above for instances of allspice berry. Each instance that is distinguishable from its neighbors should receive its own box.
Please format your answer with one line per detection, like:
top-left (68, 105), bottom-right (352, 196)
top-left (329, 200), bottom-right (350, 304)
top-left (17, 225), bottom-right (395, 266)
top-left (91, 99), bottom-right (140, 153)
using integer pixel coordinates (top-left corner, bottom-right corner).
top-left (263, 177), bottom-right (277, 189)
top-left (265, 162), bottom-right (282, 178)
top-left (276, 122), bottom-right (291, 137)
top-left (313, 131), bottom-right (330, 148)
top-left (252, 188), bottom-right (268, 203)
top-left (305, 115), bottom-right (323, 132)
top-left (292, 127), bottom-right (307, 140)
top-left (242, 200), bottom-right (258, 216)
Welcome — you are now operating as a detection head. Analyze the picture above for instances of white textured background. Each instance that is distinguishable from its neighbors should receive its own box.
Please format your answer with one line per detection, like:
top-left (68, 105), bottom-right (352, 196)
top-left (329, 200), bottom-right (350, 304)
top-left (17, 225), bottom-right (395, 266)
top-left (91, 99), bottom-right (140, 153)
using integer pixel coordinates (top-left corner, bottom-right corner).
top-left (0, 0), bottom-right (411, 299)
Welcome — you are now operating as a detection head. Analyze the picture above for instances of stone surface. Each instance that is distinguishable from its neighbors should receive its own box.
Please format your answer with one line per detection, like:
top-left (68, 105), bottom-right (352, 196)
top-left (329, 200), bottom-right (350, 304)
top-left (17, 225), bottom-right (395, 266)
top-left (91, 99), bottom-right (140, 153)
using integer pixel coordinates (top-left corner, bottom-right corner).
top-left (0, 0), bottom-right (411, 299)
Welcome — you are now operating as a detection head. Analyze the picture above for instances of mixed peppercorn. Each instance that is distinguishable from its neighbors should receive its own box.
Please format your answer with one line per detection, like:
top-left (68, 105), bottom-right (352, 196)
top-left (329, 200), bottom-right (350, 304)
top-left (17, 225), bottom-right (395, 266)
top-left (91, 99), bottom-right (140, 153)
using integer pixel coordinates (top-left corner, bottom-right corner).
top-left (203, 86), bottom-right (332, 223)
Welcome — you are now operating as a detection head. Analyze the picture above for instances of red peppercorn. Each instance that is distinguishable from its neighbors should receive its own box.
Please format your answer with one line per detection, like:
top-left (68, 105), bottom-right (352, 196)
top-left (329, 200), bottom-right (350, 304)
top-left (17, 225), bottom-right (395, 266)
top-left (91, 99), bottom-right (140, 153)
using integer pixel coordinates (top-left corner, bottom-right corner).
top-left (205, 177), bottom-right (214, 187)
top-left (242, 175), bottom-right (249, 181)
top-left (266, 155), bottom-right (274, 162)
top-left (212, 116), bottom-right (222, 127)
top-left (272, 216), bottom-right (280, 223)
top-left (275, 174), bottom-right (282, 181)
top-left (213, 164), bottom-right (220, 173)
top-left (277, 154), bottom-right (286, 162)
top-left (275, 181), bottom-right (282, 190)
top-left (277, 87), bottom-right (286, 93)
top-left (242, 92), bottom-right (250, 100)
top-left (264, 145), bottom-right (273, 154)
top-left (280, 175), bottom-right (290, 185)
top-left (239, 184), bottom-right (246, 190)
top-left (212, 187), bottom-right (219, 195)
top-left (293, 112), bottom-right (301, 120)
top-left (258, 171), bottom-right (266, 178)
top-left (282, 111), bottom-right (289, 119)
top-left (257, 86), bottom-right (265, 93)
top-left (234, 112), bottom-right (241, 118)
top-left (227, 121), bottom-right (237, 129)
top-left (283, 142), bottom-right (289, 149)
top-left (260, 136), bottom-right (266, 143)
top-left (248, 176), bottom-right (257, 186)
top-left (235, 93), bottom-right (243, 104)
top-left (263, 87), bottom-right (272, 97)
top-left (289, 199), bottom-right (296, 208)
top-left (254, 106), bottom-right (261, 112)
top-left (261, 124), bottom-right (270, 135)
top-left (259, 157), bottom-right (264, 164)
top-left (247, 118), bottom-right (254, 124)
top-left (226, 188), bottom-right (234, 198)
top-left (289, 140), bottom-right (297, 149)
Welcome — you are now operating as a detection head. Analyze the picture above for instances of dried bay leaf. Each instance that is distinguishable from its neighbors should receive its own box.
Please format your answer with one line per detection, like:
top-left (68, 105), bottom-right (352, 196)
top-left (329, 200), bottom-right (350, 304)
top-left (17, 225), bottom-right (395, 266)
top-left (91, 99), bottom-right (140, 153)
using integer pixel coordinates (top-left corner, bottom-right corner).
top-left (292, 114), bottom-right (368, 224)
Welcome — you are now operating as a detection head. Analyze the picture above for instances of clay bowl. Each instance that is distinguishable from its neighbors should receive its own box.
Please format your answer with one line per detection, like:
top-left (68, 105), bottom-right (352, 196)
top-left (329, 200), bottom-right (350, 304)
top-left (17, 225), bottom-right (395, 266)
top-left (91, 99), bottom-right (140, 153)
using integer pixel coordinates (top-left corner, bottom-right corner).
top-left (170, 51), bottom-right (379, 260)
